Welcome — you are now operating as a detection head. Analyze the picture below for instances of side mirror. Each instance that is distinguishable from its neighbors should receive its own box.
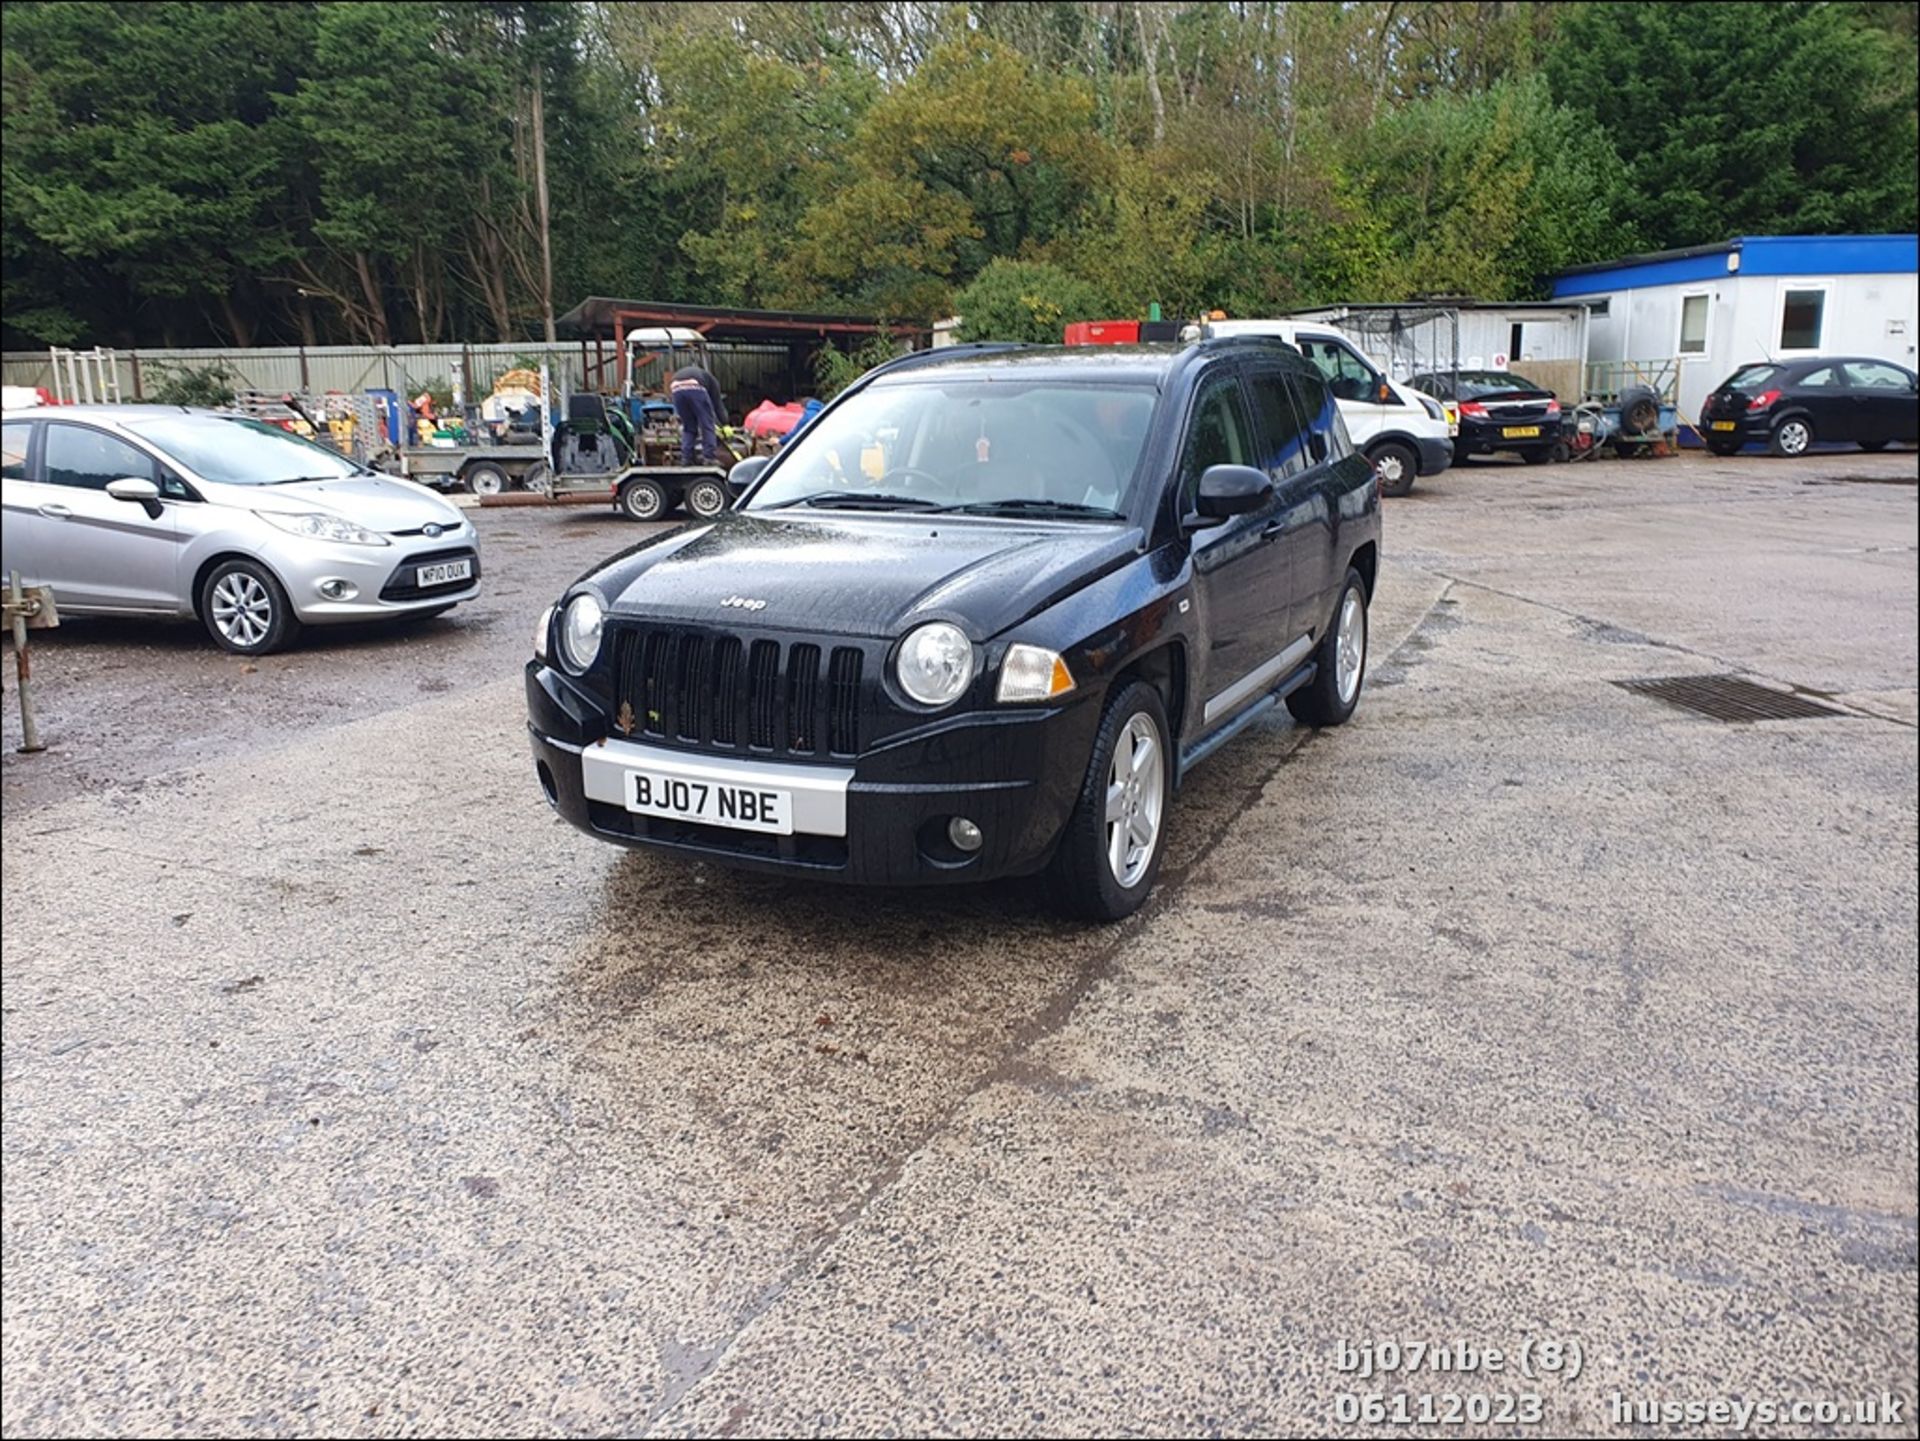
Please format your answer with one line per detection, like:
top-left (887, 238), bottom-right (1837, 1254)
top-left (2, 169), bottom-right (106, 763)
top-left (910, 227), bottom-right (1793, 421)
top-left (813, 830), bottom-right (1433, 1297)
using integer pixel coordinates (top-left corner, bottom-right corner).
top-left (726, 454), bottom-right (770, 498)
top-left (106, 476), bottom-right (163, 518)
top-left (1308, 432), bottom-right (1329, 464)
top-left (1188, 464), bottom-right (1273, 528)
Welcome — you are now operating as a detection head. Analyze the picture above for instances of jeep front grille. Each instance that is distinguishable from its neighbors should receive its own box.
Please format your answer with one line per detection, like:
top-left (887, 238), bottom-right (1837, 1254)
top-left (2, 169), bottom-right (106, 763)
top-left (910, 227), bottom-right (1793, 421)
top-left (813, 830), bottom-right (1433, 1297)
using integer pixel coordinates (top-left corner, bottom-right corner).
top-left (612, 626), bottom-right (866, 758)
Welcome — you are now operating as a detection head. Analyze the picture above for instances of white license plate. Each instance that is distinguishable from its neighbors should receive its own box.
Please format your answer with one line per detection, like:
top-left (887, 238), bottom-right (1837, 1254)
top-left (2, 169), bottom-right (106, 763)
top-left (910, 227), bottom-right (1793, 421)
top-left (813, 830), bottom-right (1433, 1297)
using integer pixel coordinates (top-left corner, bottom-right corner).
top-left (416, 558), bottom-right (472, 587)
top-left (627, 769), bottom-right (793, 834)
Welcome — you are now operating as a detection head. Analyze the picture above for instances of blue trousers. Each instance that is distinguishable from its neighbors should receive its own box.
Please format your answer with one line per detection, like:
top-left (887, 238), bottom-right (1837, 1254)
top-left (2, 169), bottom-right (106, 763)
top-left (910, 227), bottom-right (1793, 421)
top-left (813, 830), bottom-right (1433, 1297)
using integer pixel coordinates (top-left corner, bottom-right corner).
top-left (672, 386), bottom-right (718, 465)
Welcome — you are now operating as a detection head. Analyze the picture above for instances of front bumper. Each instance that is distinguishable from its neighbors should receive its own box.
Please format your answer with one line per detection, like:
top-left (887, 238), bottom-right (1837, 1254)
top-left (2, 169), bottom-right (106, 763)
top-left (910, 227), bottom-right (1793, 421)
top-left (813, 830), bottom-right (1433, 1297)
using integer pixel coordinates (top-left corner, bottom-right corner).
top-left (277, 534), bottom-right (481, 622)
top-left (1415, 435), bottom-right (1456, 475)
top-left (526, 660), bottom-right (1101, 885)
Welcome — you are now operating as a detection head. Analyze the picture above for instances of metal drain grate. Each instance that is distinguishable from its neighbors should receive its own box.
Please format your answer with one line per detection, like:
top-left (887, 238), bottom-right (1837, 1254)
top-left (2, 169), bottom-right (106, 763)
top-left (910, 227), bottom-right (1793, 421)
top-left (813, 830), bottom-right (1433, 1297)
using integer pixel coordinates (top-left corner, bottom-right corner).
top-left (1613, 674), bottom-right (1846, 723)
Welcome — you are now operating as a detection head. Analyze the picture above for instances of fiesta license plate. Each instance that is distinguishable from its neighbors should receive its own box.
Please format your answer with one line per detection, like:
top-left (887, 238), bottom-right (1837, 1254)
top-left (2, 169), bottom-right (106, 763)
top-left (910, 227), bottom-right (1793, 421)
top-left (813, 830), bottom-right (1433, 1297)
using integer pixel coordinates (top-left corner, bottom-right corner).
top-left (1711, 420), bottom-right (1738, 431)
top-left (1502, 425), bottom-right (1542, 439)
top-left (626, 769), bottom-right (793, 834)
top-left (416, 558), bottom-right (473, 587)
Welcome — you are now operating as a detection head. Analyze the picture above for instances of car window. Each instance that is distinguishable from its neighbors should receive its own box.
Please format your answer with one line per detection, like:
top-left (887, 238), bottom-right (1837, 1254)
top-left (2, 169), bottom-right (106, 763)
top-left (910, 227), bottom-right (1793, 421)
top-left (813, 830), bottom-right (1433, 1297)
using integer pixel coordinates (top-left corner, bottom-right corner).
top-left (1456, 372), bottom-right (1551, 399)
top-left (1842, 361), bottom-right (1913, 389)
top-left (1723, 364), bottom-right (1780, 391)
top-left (1290, 368), bottom-right (1340, 447)
top-left (1178, 375), bottom-right (1254, 510)
top-left (2, 421), bottom-right (30, 481)
top-left (1245, 369), bottom-right (1310, 478)
top-left (43, 423), bottom-right (156, 491)
top-left (1296, 337), bottom-right (1376, 402)
top-left (1798, 367), bottom-right (1840, 389)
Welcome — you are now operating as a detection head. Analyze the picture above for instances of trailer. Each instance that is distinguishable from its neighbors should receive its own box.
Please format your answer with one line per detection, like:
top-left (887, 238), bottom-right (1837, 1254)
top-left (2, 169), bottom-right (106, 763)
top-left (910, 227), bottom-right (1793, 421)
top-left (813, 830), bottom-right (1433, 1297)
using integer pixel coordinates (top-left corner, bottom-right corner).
top-left (391, 443), bottom-right (551, 495)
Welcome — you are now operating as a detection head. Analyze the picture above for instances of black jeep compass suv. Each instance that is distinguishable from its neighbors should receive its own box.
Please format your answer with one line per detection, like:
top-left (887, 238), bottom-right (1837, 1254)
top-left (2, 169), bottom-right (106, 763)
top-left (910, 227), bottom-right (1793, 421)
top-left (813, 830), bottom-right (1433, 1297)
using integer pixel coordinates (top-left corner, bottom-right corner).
top-left (527, 338), bottom-right (1382, 920)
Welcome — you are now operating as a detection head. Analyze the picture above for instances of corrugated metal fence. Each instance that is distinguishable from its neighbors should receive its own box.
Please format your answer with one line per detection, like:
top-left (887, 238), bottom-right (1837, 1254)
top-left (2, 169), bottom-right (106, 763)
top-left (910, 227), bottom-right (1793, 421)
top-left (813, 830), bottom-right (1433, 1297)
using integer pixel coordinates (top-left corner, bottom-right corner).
top-left (2, 341), bottom-right (804, 405)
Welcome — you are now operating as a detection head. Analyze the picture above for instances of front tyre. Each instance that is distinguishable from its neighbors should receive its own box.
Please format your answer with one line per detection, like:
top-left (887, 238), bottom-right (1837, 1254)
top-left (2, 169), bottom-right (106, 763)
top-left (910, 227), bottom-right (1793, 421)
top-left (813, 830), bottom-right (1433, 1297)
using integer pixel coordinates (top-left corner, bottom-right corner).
top-left (1052, 680), bottom-right (1171, 922)
top-left (1369, 440), bottom-right (1417, 497)
top-left (201, 558), bottom-right (300, 655)
top-left (1286, 568), bottom-right (1368, 728)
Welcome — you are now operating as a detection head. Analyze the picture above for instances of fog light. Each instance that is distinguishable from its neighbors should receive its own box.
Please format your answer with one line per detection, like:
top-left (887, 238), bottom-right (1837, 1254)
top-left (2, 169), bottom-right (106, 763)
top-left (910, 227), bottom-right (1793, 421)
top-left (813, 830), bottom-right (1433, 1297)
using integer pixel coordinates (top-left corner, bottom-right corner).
top-left (948, 817), bottom-right (983, 852)
top-left (317, 577), bottom-right (357, 601)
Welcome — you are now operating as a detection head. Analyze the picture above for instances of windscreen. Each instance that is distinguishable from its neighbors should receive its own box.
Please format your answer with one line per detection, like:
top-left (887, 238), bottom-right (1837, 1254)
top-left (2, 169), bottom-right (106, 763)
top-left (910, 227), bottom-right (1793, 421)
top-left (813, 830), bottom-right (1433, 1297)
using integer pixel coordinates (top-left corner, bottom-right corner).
top-left (745, 379), bottom-right (1158, 518)
top-left (122, 414), bottom-right (365, 486)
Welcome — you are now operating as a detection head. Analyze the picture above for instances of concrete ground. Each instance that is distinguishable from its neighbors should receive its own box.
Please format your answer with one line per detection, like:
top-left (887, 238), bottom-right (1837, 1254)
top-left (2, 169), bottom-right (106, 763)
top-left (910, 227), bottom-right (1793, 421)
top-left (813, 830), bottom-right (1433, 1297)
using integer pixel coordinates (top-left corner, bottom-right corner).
top-left (3, 450), bottom-right (1915, 1438)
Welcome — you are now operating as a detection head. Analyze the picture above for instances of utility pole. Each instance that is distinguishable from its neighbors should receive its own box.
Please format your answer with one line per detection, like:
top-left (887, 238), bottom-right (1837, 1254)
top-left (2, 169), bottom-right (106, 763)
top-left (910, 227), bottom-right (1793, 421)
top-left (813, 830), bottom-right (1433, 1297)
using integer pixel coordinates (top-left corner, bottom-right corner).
top-left (532, 67), bottom-right (556, 344)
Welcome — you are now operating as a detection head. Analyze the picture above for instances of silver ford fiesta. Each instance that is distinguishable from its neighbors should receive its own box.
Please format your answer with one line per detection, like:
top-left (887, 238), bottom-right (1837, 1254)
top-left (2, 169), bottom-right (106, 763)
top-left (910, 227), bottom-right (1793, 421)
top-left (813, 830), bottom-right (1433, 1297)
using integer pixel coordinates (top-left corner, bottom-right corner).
top-left (0, 404), bottom-right (480, 654)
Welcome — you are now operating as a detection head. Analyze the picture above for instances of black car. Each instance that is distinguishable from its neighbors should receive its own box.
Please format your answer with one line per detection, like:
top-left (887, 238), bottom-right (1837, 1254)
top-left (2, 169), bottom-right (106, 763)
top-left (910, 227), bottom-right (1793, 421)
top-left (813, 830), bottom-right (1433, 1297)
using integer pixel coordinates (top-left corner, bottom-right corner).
top-left (1407, 369), bottom-right (1564, 464)
top-left (1699, 356), bottom-right (1919, 456)
top-left (526, 339), bottom-right (1382, 920)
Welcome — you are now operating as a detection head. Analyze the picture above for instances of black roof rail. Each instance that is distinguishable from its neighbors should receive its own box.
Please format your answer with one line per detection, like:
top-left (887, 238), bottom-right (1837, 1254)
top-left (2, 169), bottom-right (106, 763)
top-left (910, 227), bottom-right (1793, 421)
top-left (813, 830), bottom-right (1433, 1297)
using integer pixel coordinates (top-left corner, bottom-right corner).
top-left (860, 342), bottom-right (1035, 381)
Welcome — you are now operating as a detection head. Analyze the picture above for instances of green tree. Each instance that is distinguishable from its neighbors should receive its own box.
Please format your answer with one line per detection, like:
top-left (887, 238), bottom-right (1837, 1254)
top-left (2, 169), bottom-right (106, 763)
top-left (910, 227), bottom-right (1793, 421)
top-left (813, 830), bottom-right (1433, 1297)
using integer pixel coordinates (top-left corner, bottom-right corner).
top-left (954, 258), bottom-right (1110, 342)
top-left (1, 0), bottom-right (313, 345)
top-left (1544, 1), bottom-right (1918, 247)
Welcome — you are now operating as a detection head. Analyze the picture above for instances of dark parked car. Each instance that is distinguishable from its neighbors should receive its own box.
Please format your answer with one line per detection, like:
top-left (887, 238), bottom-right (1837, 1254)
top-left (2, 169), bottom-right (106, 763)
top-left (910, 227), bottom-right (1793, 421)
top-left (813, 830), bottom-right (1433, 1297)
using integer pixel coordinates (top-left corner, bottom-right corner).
top-left (1407, 369), bottom-right (1564, 464)
top-left (1700, 357), bottom-right (1919, 457)
top-left (526, 339), bottom-right (1382, 920)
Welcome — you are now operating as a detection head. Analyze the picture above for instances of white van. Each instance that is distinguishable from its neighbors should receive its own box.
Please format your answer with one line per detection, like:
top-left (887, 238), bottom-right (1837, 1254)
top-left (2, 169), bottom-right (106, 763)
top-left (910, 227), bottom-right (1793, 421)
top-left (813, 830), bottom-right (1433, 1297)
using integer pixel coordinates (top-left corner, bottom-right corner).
top-left (1194, 319), bottom-right (1456, 496)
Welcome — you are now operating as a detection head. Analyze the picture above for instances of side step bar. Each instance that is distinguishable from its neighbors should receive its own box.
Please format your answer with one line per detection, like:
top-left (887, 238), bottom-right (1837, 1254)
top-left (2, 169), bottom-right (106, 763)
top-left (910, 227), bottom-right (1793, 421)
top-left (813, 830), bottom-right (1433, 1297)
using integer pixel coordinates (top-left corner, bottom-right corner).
top-left (1176, 661), bottom-right (1316, 784)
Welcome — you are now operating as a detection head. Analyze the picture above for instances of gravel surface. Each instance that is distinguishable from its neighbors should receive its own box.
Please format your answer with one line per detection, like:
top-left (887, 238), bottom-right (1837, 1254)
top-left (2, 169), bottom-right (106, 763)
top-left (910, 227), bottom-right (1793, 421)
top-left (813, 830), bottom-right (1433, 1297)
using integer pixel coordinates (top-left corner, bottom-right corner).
top-left (3, 449), bottom-right (1915, 1438)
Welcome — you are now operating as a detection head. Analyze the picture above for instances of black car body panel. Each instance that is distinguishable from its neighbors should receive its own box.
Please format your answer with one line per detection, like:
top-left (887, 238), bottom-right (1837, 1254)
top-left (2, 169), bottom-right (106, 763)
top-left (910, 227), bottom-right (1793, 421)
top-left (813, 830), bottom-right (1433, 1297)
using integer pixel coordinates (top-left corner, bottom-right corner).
top-left (527, 339), bottom-right (1382, 888)
top-left (1698, 356), bottom-right (1919, 451)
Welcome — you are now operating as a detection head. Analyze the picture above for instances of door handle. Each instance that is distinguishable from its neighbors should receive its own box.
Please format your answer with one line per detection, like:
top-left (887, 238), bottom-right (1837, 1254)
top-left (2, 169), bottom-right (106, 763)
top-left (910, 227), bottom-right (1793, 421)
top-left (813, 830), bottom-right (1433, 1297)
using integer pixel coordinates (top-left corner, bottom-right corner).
top-left (1260, 520), bottom-right (1286, 540)
top-left (38, 503), bottom-right (72, 519)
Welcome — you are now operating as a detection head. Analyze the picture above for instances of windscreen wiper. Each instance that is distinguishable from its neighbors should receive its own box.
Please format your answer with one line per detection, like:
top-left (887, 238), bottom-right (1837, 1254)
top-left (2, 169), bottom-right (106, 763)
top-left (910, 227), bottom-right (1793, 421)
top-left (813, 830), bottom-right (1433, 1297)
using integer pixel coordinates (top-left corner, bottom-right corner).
top-left (766, 491), bottom-right (943, 511)
top-left (934, 498), bottom-right (1124, 520)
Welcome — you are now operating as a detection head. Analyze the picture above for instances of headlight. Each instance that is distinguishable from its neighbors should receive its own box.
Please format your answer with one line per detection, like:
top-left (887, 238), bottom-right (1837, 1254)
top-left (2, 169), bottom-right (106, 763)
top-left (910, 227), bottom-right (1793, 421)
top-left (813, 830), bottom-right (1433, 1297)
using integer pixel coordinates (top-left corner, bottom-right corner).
top-left (997, 644), bottom-right (1075, 703)
top-left (1417, 394), bottom-right (1444, 423)
top-left (254, 510), bottom-right (389, 546)
top-left (894, 621), bottom-right (974, 707)
top-left (533, 604), bottom-right (553, 661)
top-left (558, 593), bottom-right (603, 673)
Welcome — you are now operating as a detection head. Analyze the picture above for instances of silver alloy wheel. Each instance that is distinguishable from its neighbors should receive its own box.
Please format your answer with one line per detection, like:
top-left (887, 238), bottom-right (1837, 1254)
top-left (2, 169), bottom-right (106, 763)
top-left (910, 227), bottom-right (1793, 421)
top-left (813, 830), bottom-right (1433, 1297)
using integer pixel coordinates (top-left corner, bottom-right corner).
top-left (1777, 419), bottom-right (1811, 456)
top-left (1336, 586), bottom-right (1366, 706)
top-left (1104, 712), bottom-right (1165, 888)
top-left (687, 479), bottom-right (726, 518)
top-left (210, 571), bottom-right (273, 648)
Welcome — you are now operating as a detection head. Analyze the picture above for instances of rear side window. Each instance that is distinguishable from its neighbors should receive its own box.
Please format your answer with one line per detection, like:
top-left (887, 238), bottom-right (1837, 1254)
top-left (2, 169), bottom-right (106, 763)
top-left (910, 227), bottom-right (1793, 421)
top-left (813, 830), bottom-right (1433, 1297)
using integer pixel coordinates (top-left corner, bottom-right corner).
top-left (1842, 361), bottom-right (1913, 389)
top-left (1246, 369), bottom-right (1310, 478)
top-left (1178, 376), bottom-right (1254, 509)
top-left (1798, 367), bottom-right (1841, 389)
top-left (44, 423), bottom-right (156, 491)
top-left (1, 421), bottom-right (30, 480)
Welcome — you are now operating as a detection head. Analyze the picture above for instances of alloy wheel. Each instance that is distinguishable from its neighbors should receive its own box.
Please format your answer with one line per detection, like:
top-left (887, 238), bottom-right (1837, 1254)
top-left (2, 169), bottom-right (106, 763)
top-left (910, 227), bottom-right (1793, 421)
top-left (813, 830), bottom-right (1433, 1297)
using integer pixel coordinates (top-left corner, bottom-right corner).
top-left (1104, 712), bottom-right (1165, 888)
top-left (1336, 587), bottom-right (1366, 706)
top-left (210, 571), bottom-right (274, 649)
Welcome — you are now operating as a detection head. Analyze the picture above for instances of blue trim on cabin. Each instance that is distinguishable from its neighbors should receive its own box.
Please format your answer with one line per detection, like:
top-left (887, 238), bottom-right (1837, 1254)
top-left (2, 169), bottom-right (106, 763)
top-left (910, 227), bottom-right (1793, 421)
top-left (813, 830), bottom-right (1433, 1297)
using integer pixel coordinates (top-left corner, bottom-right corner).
top-left (1550, 234), bottom-right (1917, 298)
